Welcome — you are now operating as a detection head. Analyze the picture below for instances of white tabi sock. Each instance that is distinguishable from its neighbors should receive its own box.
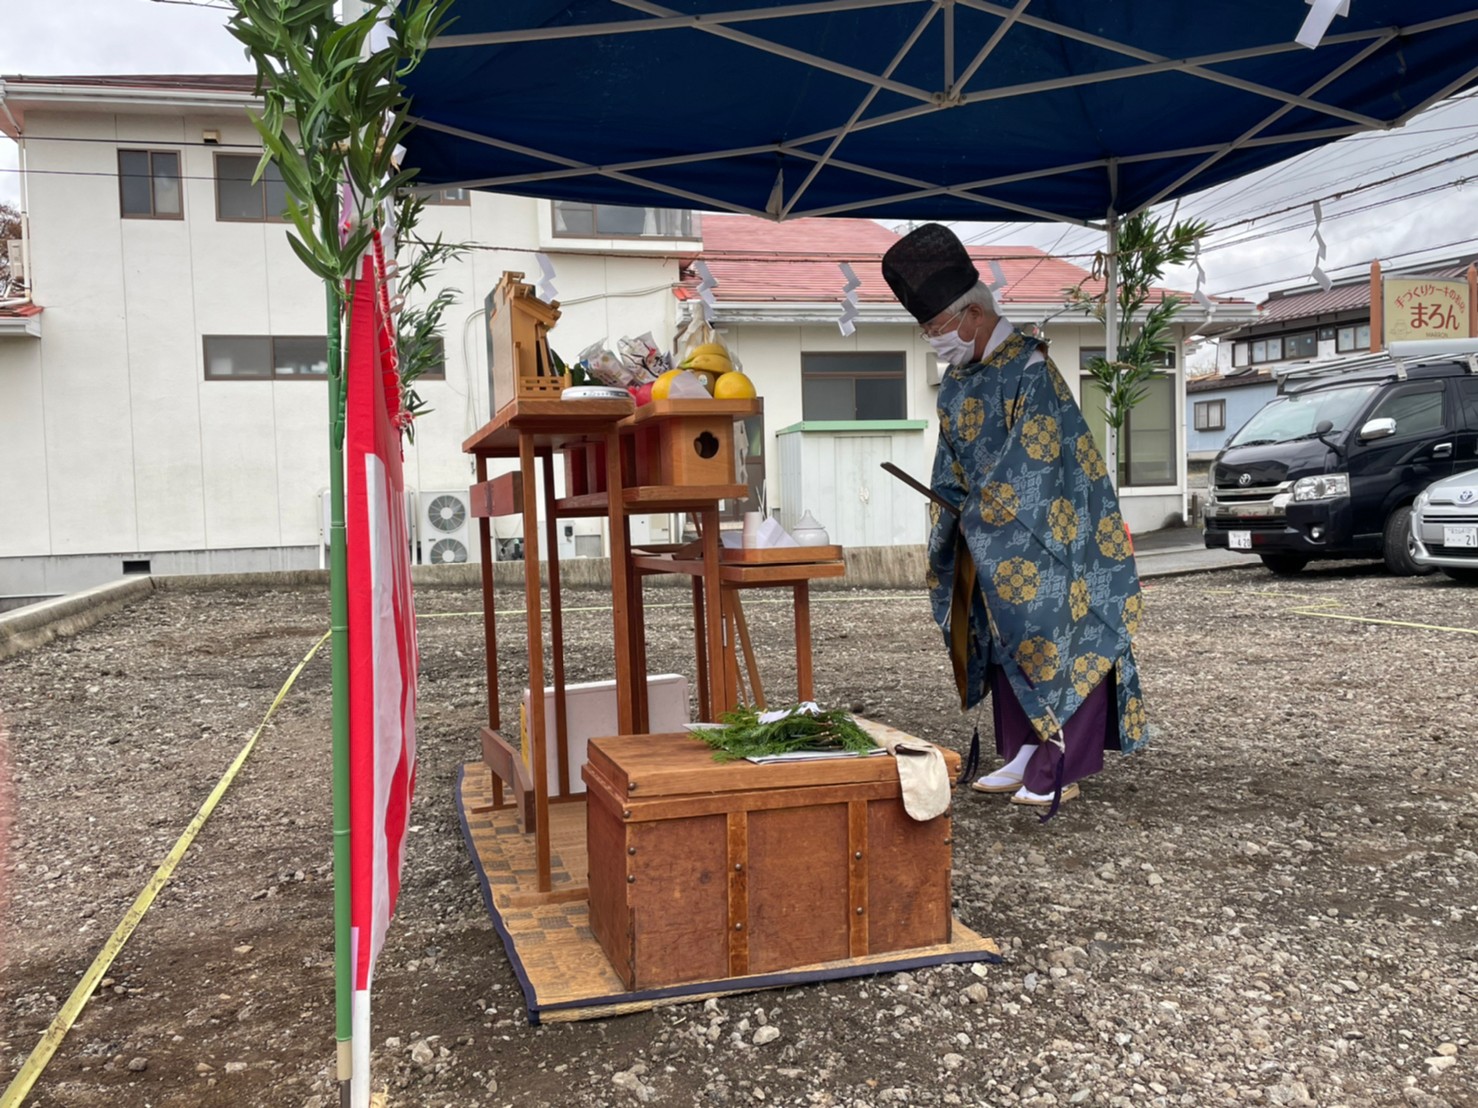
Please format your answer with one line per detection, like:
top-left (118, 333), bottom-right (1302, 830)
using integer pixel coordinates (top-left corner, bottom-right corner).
top-left (974, 742), bottom-right (1038, 788)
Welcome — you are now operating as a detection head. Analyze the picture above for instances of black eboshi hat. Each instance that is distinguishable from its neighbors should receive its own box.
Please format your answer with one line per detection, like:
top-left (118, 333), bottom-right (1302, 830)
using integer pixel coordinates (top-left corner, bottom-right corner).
top-left (880, 222), bottom-right (981, 325)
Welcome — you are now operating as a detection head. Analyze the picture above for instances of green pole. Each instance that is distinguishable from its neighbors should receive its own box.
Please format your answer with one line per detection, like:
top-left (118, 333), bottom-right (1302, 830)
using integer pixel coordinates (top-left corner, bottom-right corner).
top-left (327, 274), bottom-right (353, 1091)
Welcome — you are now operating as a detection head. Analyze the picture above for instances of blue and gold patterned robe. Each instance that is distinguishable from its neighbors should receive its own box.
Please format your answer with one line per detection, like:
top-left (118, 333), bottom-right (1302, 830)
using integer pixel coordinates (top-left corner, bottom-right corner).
top-left (926, 328), bottom-right (1147, 752)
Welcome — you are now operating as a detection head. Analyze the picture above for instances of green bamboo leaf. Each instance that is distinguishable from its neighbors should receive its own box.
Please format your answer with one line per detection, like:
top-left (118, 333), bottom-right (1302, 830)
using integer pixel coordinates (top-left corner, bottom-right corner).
top-left (285, 231), bottom-right (336, 283)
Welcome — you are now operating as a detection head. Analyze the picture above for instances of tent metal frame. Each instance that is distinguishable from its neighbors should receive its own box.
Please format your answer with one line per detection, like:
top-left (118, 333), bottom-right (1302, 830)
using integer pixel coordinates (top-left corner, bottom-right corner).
top-left (418, 2), bottom-right (1478, 225)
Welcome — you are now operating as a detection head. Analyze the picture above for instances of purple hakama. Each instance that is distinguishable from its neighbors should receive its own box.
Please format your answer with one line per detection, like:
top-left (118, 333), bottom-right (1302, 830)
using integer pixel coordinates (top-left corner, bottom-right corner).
top-left (991, 665), bottom-right (1115, 794)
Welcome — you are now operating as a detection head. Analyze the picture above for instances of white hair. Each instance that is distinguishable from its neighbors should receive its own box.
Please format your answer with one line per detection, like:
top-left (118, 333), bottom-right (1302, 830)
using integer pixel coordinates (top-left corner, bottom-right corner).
top-left (943, 281), bottom-right (998, 318)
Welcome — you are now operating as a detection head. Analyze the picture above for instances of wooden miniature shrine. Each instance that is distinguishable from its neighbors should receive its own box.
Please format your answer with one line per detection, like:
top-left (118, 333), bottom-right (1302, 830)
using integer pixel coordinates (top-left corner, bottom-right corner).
top-left (454, 273), bottom-right (997, 1023)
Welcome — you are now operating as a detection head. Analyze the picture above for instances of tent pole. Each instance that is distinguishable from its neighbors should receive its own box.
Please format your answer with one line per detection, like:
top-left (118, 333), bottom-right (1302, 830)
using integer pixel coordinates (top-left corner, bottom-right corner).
top-left (1103, 214), bottom-right (1120, 487)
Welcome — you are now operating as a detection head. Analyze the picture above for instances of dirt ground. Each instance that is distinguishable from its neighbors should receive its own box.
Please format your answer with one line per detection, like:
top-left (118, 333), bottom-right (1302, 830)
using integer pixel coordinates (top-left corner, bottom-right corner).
top-left (1, 564), bottom-right (1476, 1108)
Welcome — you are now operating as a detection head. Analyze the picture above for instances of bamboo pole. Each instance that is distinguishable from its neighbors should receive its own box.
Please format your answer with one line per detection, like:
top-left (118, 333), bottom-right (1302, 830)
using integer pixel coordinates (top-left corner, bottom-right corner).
top-left (327, 281), bottom-right (352, 1092)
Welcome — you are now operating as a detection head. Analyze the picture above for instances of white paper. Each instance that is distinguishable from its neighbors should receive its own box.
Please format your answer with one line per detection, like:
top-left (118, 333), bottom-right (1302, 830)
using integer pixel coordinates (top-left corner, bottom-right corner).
top-left (744, 748), bottom-right (887, 765)
top-left (1296, 0), bottom-right (1347, 49)
top-left (755, 517), bottom-right (800, 548)
top-left (757, 701), bottom-right (821, 724)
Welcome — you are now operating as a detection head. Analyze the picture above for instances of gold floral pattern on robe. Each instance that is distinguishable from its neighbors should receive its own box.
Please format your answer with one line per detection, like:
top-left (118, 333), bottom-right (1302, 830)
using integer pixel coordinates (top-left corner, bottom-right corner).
top-left (956, 397), bottom-right (985, 443)
top-left (1123, 592), bottom-right (1143, 636)
top-left (1096, 513), bottom-right (1132, 560)
top-left (1070, 653), bottom-right (1113, 697)
top-left (1048, 497), bottom-right (1079, 545)
top-left (979, 481), bottom-right (1019, 525)
top-left (1123, 696), bottom-right (1147, 741)
top-left (1075, 432), bottom-right (1107, 480)
top-left (993, 557), bottom-right (1039, 604)
top-left (1015, 636), bottom-right (1060, 684)
top-left (1021, 414), bottom-right (1061, 462)
top-left (1069, 578), bottom-right (1091, 621)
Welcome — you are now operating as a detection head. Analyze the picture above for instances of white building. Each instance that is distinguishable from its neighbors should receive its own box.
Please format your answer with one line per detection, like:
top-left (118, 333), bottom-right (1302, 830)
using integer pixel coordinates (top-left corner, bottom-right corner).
top-left (0, 73), bottom-right (1255, 604)
top-left (691, 215), bottom-right (1255, 545)
top-left (0, 74), bottom-right (696, 603)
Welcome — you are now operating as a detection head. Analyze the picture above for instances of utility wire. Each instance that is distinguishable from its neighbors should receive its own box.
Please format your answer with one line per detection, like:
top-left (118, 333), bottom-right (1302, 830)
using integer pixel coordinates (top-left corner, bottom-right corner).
top-left (1212, 236), bottom-right (1478, 297)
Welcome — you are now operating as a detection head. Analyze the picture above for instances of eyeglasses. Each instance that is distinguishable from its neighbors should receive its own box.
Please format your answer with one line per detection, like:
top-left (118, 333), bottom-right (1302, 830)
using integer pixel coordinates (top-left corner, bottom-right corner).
top-left (919, 309), bottom-right (965, 341)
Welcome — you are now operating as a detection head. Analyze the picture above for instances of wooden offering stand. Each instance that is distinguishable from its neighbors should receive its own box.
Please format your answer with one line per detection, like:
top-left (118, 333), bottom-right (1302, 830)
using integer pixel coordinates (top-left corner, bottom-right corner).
top-left (462, 284), bottom-right (990, 1006)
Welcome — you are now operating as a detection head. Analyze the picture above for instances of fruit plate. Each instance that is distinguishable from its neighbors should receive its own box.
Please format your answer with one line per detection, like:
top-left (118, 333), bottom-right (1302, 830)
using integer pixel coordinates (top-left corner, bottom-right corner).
top-left (561, 385), bottom-right (631, 401)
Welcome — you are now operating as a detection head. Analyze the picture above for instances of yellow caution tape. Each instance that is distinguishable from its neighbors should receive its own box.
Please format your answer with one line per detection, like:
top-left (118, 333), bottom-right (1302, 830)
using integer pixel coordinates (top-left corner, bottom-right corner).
top-left (416, 593), bottom-right (924, 620)
top-left (0, 631), bottom-right (330, 1108)
top-left (1201, 588), bottom-right (1478, 636)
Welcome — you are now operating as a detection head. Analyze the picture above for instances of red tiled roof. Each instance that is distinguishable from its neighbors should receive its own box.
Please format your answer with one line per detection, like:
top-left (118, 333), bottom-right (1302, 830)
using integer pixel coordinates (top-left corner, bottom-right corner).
top-left (0, 302), bottom-right (42, 318)
top-left (683, 214), bottom-right (1230, 307)
top-left (686, 216), bottom-right (904, 303)
top-left (1, 74), bottom-right (258, 93)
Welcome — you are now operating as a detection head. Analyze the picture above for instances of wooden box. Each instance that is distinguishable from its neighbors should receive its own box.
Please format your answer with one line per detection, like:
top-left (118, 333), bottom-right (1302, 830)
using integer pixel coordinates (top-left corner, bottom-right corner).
top-left (624, 399), bottom-right (762, 489)
top-left (487, 270), bottom-right (564, 412)
top-left (583, 729), bottom-right (957, 991)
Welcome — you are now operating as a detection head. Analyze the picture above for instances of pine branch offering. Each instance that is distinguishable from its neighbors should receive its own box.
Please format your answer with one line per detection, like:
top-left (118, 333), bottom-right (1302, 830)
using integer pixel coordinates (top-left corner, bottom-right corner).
top-left (697, 704), bottom-right (876, 762)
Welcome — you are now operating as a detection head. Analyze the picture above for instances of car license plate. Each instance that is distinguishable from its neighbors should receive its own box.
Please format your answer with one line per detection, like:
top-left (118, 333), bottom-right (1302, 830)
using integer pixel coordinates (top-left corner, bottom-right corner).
top-left (1229, 530), bottom-right (1253, 550)
top-left (1443, 524), bottom-right (1478, 548)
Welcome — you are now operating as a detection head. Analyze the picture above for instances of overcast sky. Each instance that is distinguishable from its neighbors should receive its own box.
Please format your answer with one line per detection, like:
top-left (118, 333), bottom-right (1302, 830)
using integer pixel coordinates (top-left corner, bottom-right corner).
top-left (6, 0), bottom-right (1478, 312)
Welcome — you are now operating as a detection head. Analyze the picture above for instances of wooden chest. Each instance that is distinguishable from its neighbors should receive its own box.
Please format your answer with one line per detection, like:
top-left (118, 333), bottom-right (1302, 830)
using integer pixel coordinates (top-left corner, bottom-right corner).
top-left (582, 728), bottom-right (958, 991)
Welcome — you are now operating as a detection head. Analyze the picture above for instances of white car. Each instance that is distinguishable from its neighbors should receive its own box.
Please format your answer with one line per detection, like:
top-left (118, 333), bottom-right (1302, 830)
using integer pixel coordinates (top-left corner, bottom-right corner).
top-left (1411, 466), bottom-right (1478, 582)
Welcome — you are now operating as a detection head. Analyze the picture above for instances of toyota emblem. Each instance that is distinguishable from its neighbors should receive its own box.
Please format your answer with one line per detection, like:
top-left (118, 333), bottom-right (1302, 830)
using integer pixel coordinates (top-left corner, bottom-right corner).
top-left (1238, 473), bottom-right (1252, 487)
top-left (1461, 488), bottom-right (1476, 504)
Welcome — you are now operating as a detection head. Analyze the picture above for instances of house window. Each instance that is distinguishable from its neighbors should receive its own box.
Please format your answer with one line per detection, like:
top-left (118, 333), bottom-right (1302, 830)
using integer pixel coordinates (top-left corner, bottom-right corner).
top-left (118, 150), bottom-right (182, 219)
top-left (1080, 349), bottom-right (1176, 487)
top-left (215, 153), bottom-right (289, 222)
top-left (801, 352), bottom-right (906, 420)
top-left (1231, 341), bottom-right (1249, 368)
top-left (1194, 398), bottom-right (1226, 431)
top-left (1336, 323), bottom-right (1372, 353)
top-left (421, 188), bottom-right (470, 206)
top-left (204, 335), bottom-right (328, 379)
top-left (552, 200), bottom-right (694, 238)
top-left (1283, 331), bottom-right (1317, 359)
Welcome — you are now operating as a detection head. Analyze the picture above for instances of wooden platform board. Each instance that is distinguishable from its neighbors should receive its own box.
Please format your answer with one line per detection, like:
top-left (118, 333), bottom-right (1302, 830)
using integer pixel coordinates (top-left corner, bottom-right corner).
top-left (456, 762), bottom-right (1000, 1024)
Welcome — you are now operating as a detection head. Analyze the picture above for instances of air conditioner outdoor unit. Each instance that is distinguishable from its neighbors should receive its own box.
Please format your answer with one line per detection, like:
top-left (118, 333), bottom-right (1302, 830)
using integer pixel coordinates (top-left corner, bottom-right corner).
top-left (320, 487), bottom-right (419, 552)
top-left (418, 489), bottom-right (477, 565)
top-left (5, 240), bottom-right (23, 285)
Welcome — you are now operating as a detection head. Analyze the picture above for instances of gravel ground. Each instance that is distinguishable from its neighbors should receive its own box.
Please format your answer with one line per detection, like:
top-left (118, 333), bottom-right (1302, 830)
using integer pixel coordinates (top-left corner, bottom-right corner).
top-left (0, 565), bottom-right (1475, 1108)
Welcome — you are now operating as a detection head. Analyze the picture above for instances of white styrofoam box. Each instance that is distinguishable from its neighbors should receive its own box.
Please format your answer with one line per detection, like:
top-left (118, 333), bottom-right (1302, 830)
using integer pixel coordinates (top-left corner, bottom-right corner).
top-left (521, 673), bottom-right (689, 795)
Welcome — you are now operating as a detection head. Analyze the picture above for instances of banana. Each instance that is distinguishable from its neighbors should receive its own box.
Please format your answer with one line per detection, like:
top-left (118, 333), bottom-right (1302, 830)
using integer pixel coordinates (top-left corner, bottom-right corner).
top-left (680, 351), bottom-right (734, 375)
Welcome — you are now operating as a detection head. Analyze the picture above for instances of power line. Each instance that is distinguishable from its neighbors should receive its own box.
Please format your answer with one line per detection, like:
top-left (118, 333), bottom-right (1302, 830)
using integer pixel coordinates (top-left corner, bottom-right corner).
top-left (1211, 236), bottom-right (1478, 297)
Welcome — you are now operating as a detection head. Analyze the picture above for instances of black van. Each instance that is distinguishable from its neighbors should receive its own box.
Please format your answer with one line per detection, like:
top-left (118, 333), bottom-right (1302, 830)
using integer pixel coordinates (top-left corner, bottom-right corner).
top-left (1202, 356), bottom-right (1478, 575)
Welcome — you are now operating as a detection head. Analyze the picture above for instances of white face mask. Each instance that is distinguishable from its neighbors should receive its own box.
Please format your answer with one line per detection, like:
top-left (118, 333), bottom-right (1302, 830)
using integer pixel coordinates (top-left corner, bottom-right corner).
top-left (926, 325), bottom-right (976, 367)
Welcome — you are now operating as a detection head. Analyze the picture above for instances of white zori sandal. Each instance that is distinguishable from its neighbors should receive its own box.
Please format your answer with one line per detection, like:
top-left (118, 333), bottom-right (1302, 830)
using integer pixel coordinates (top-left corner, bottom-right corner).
top-left (969, 744), bottom-right (1036, 794)
top-left (1009, 783), bottom-right (1080, 808)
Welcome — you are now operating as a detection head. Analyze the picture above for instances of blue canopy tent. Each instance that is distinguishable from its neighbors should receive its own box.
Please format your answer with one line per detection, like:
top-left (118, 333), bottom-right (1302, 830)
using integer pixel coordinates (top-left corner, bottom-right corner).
top-left (401, 1), bottom-right (1478, 227)
top-left (400, 0), bottom-right (1478, 421)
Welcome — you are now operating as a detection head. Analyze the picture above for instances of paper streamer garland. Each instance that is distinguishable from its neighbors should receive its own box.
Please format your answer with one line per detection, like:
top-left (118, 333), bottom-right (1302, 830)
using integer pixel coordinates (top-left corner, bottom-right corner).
top-left (1297, 0), bottom-right (1349, 49)
top-left (534, 252), bottom-right (558, 303)
top-left (1309, 200), bottom-right (1333, 292)
top-left (694, 260), bottom-right (719, 311)
top-left (985, 259), bottom-right (1007, 299)
top-left (1192, 241), bottom-right (1215, 315)
top-left (837, 262), bottom-right (862, 336)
